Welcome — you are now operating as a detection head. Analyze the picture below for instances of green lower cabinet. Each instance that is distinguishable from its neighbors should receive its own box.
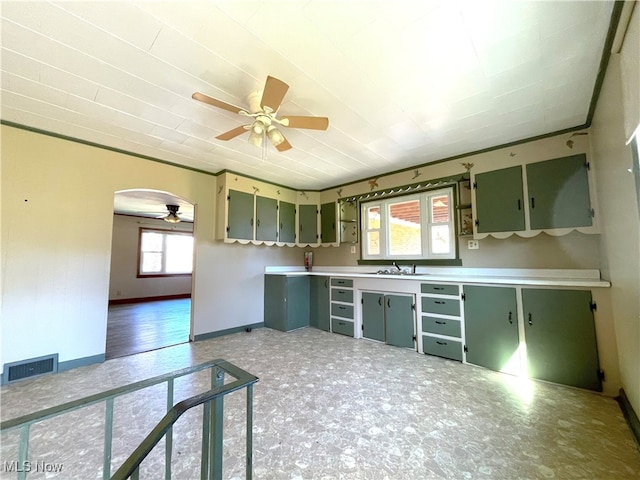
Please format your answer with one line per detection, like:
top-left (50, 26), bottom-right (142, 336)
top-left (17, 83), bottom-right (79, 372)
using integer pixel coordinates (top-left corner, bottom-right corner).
top-left (362, 292), bottom-right (385, 342)
top-left (264, 275), bottom-right (309, 332)
top-left (463, 285), bottom-right (520, 373)
top-left (384, 294), bottom-right (415, 349)
top-left (310, 276), bottom-right (330, 331)
top-left (332, 318), bottom-right (354, 336)
top-left (522, 288), bottom-right (601, 391)
top-left (422, 336), bottom-right (463, 362)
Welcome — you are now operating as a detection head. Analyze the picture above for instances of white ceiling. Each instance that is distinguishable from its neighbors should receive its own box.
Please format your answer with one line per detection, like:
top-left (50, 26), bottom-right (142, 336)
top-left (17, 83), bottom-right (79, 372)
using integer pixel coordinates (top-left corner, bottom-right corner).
top-left (1, 1), bottom-right (615, 191)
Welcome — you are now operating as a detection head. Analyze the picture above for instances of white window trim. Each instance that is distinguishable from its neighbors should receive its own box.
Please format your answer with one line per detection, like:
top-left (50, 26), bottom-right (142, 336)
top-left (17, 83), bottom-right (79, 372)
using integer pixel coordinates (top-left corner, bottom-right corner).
top-left (138, 228), bottom-right (194, 277)
top-left (361, 187), bottom-right (455, 260)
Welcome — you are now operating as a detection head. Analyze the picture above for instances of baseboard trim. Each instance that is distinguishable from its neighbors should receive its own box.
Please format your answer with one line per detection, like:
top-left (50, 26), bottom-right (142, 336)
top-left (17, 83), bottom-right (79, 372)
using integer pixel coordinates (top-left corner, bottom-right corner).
top-left (617, 388), bottom-right (640, 449)
top-left (194, 323), bottom-right (264, 342)
top-left (1, 354), bottom-right (105, 384)
top-left (109, 293), bottom-right (191, 305)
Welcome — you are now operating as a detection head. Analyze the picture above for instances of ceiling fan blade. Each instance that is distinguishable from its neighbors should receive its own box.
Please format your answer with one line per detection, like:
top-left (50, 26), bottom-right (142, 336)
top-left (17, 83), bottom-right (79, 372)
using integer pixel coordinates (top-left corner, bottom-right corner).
top-left (276, 136), bottom-right (292, 152)
top-left (260, 76), bottom-right (289, 112)
top-left (216, 125), bottom-right (248, 140)
top-left (282, 116), bottom-right (329, 130)
top-left (192, 92), bottom-right (244, 114)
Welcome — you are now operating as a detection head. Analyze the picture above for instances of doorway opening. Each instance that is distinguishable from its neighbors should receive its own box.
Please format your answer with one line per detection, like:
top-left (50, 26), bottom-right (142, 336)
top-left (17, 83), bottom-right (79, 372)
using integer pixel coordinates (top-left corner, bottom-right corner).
top-left (106, 189), bottom-right (195, 359)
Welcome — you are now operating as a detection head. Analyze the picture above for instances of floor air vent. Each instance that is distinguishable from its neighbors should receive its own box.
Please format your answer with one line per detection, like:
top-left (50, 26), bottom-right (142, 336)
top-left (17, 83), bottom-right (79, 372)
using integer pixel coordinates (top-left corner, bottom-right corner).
top-left (4, 354), bottom-right (58, 384)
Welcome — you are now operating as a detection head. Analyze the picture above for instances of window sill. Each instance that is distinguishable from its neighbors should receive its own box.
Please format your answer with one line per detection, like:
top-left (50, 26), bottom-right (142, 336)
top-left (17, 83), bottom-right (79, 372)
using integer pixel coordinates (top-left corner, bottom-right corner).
top-left (357, 259), bottom-right (462, 267)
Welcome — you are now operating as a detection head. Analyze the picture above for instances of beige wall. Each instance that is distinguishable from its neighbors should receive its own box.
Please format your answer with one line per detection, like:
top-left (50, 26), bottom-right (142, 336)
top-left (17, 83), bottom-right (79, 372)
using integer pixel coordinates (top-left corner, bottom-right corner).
top-left (0, 126), bottom-right (302, 372)
top-left (108, 214), bottom-right (193, 301)
top-left (591, 9), bottom-right (640, 416)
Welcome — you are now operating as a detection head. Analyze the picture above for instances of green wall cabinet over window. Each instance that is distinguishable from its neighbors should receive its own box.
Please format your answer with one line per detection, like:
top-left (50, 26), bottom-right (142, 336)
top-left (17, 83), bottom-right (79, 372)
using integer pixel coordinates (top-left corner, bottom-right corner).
top-left (310, 276), bottom-right (330, 332)
top-left (463, 285), bottom-right (519, 373)
top-left (279, 201), bottom-right (296, 243)
top-left (474, 166), bottom-right (526, 233)
top-left (526, 154), bottom-right (592, 230)
top-left (522, 288), bottom-right (601, 391)
top-left (362, 292), bottom-right (415, 348)
top-left (227, 189), bottom-right (254, 240)
top-left (299, 204), bottom-right (318, 244)
top-left (255, 196), bottom-right (278, 242)
top-left (264, 275), bottom-right (310, 332)
top-left (320, 202), bottom-right (337, 243)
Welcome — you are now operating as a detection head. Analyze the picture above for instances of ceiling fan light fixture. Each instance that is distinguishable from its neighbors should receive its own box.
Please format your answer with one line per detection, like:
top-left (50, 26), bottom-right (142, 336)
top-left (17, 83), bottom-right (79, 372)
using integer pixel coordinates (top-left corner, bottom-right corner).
top-left (164, 205), bottom-right (181, 223)
top-left (248, 130), bottom-right (263, 147)
top-left (252, 119), bottom-right (265, 135)
top-left (267, 125), bottom-right (284, 146)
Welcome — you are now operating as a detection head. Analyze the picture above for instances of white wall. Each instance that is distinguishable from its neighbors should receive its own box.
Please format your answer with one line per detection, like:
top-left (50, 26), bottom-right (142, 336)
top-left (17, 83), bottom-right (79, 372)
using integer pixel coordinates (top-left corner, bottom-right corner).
top-left (109, 214), bottom-right (193, 301)
top-left (590, 6), bottom-right (640, 415)
top-left (0, 126), bottom-right (302, 372)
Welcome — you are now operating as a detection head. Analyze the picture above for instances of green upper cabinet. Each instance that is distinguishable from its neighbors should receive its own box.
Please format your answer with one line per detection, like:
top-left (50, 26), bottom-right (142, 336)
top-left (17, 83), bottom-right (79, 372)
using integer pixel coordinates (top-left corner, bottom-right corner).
top-left (320, 202), bottom-right (337, 243)
top-left (474, 166), bottom-right (526, 233)
top-left (526, 154), bottom-right (592, 230)
top-left (255, 195), bottom-right (278, 242)
top-left (310, 276), bottom-right (330, 332)
top-left (522, 288), bottom-right (601, 391)
top-left (227, 189), bottom-right (254, 240)
top-left (279, 201), bottom-right (296, 243)
top-left (463, 285), bottom-right (520, 373)
top-left (299, 204), bottom-right (318, 244)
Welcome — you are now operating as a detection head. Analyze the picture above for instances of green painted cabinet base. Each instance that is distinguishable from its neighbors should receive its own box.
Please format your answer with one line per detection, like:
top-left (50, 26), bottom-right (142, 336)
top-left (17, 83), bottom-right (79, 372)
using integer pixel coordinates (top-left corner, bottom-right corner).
top-left (310, 276), bottom-right (330, 331)
top-left (264, 275), bottom-right (310, 332)
top-left (423, 336), bottom-right (463, 362)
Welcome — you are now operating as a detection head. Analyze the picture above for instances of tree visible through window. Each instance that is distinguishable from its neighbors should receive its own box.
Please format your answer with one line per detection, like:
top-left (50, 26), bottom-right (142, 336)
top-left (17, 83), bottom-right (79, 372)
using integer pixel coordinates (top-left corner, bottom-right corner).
top-left (139, 229), bottom-right (193, 276)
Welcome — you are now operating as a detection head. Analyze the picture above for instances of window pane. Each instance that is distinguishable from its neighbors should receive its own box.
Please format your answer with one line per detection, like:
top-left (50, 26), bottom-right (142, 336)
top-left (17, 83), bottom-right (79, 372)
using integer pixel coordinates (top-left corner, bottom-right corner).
top-left (431, 225), bottom-right (451, 254)
top-left (141, 232), bottom-right (163, 251)
top-left (367, 206), bottom-right (380, 229)
top-left (431, 195), bottom-right (449, 223)
top-left (141, 252), bottom-right (162, 273)
top-left (367, 231), bottom-right (380, 255)
top-left (388, 200), bottom-right (421, 256)
top-left (165, 235), bottom-right (194, 273)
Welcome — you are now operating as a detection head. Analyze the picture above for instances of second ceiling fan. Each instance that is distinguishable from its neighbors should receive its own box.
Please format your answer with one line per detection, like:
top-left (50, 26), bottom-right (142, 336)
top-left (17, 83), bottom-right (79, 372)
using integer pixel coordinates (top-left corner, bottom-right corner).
top-left (192, 76), bottom-right (329, 152)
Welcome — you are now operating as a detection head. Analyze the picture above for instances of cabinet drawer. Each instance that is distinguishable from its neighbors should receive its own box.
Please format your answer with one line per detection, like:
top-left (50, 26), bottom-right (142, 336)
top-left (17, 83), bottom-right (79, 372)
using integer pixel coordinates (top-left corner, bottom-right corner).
top-left (422, 316), bottom-right (461, 338)
top-left (421, 283), bottom-right (459, 296)
top-left (331, 303), bottom-right (354, 319)
top-left (422, 336), bottom-right (462, 362)
top-left (332, 288), bottom-right (354, 303)
top-left (331, 278), bottom-right (353, 288)
top-left (332, 319), bottom-right (354, 336)
top-left (421, 297), bottom-right (460, 317)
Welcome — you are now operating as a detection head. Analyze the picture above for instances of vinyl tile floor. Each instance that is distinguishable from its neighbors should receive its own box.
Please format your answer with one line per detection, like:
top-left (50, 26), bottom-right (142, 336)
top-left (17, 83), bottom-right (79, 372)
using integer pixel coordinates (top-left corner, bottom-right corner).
top-left (1, 327), bottom-right (639, 479)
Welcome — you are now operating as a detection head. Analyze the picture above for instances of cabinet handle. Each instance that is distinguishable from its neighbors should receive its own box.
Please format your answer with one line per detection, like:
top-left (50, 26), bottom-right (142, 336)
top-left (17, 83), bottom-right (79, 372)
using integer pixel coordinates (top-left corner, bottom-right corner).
top-left (436, 341), bottom-right (448, 346)
top-left (435, 320), bottom-right (446, 325)
top-left (338, 306), bottom-right (346, 310)
top-left (337, 281), bottom-right (345, 285)
top-left (433, 287), bottom-right (444, 290)
top-left (387, 298), bottom-right (391, 308)
top-left (256, 219), bottom-right (260, 227)
top-left (378, 297), bottom-right (382, 306)
top-left (324, 279), bottom-right (329, 288)
top-left (528, 313), bottom-right (533, 326)
top-left (434, 301), bottom-right (445, 305)
top-left (508, 311), bottom-right (513, 324)
top-left (280, 222), bottom-right (283, 230)
top-left (530, 197), bottom-right (535, 209)
top-left (517, 199), bottom-right (521, 210)
top-left (338, 322), bottom-right (345, 326)
top-left (250, 218), bottom-right (254, 226)
top-left (338, 290), bottom-right (345, 294)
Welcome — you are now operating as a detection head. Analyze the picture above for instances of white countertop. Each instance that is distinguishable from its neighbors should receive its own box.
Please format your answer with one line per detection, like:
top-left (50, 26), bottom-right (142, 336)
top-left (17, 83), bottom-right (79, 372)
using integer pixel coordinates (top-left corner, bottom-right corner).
top-left (264, 266), bottom-right (611, 288)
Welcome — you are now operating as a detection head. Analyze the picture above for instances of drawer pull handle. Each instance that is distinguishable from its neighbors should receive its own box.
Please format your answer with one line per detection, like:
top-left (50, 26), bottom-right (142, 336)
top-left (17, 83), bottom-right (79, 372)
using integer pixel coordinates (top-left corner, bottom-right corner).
top-left (338, 322), bottom-right (345, 326)
top-left (338, 290), bottom-right (344, 294)
top-left (339, 306), bottom-right (346, 310)
top-left (435, 320), bottom-right (446, 325)
top-left (436, 341), bottom-right (448, 346)
top-left (433, 287), bottom-right (444, 290)
top-left (434, 301), bottom-right (445, 305)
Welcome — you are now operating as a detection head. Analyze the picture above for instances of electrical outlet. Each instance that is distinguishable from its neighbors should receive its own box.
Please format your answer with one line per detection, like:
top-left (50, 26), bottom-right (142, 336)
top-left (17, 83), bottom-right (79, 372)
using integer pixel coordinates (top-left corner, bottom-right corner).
top-left (467, 240), bottom-right (479, 250)
top-left (350, 245), bottom-right (356, 254)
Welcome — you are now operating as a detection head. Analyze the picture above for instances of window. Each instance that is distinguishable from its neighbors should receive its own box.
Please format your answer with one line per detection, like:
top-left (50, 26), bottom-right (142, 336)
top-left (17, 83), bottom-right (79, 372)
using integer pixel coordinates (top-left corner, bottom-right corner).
top-left (361, 187), bottom-right (455, 260)
top-left (138, 229), bottom-right (194, 276)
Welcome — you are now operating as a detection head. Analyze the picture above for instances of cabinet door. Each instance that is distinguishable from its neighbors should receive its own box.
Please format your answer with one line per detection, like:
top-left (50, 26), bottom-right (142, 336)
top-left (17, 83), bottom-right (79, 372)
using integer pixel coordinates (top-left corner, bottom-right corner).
top-left (227, 190), bottom-right (254, 240)
top-left (385, 294), bottom-right (415, 349)
top-left (264, 275), bottom-right (287, 331)
top-left (475, 166), bottom-right (525, 233)
top-left (310, 276), bottom-right (330, 331)
top-left (286, 276), bottom-right (310, 331)
top-left (320, 202), bottom-right (337, 243)
top-left (463, 285), bottom-right (520, 373)
top-left (279, 201), bottom-right (296, 243)
top-left (526, 154), bottom-right (592, 229)
top-left (299, 204), bottom-right (318, 244)
top-left (256, 196), bottom-right (278, 241)
top-left (523, 288), bottom-right (601, 391)
top-left (362, 292), bottom-right (385, 342)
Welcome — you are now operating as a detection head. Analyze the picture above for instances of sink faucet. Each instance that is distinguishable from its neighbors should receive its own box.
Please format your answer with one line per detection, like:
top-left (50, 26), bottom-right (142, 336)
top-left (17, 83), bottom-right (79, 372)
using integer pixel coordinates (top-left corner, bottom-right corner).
top-left (392, 261), bottom-right (402, 272)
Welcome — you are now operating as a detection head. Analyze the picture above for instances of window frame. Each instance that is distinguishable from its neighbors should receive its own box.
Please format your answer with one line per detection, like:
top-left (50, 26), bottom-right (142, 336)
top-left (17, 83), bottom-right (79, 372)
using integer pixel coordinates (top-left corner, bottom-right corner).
top-left (137, 228), bottom-right (194, 278)
top-left (360, 187), bottom-right (456, 261)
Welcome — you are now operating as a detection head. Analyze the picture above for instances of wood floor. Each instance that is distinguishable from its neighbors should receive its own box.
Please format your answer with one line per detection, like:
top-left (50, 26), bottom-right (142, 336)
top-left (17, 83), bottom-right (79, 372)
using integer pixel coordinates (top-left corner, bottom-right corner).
top-left (105, 298), bottom-right (191, 359)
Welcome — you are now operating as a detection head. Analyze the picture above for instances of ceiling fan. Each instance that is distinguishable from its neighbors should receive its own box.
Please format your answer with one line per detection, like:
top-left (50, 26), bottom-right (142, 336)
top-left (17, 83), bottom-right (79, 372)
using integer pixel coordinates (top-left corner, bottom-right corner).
top-left (192, 76), bottom-right (329, 152)
top-left (162, 204), bottom-right (181, 223)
